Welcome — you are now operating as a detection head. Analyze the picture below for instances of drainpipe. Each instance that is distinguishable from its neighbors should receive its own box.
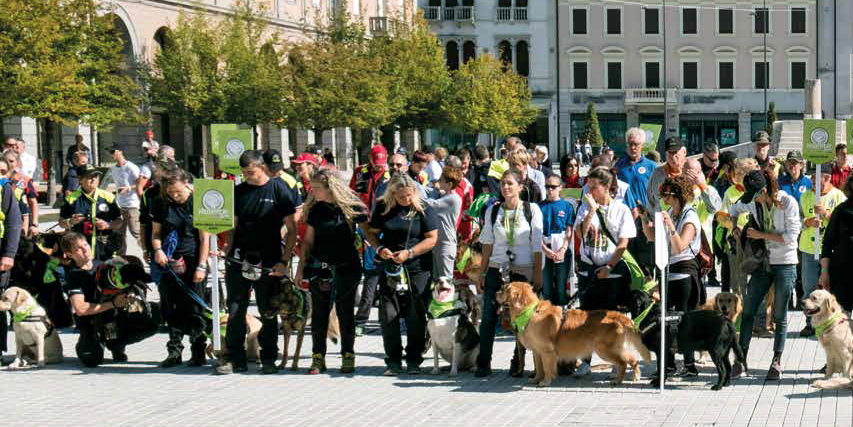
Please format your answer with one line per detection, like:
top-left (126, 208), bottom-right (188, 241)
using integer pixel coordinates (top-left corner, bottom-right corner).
top-left (834, 0), bottom-right (837, 118)
top-left (555, 0), bottom-right (561, 159)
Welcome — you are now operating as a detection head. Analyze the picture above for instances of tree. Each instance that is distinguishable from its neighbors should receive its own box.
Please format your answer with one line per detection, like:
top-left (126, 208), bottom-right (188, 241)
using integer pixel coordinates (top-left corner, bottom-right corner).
top-left (441, 54), bottom-right (538, 141)
top-left (583, 102), bottom-right (604, 147)
top-left (766, 101), bottom-right (777, 134)
top-left (0, 0), bottom-right (143, 127)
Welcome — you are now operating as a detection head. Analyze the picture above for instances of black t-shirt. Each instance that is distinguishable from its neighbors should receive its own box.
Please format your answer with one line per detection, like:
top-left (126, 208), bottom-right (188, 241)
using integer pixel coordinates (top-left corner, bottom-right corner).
top-left (139, 184), bottom-right (161, 253)
top-left (231, 178), bottom-right (296, 266)
top-left (369, 202), bottom-right (437, 274)
top-left (64, 262), bottom-right (101, 303)
top-left (153, 195), bottom-right (199, 258)
top-left (306, 202), bottom-right (367, 265)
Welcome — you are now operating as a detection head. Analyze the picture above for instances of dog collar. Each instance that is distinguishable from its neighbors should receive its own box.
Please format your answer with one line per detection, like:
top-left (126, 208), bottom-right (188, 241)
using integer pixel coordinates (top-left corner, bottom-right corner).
top-left (428, 299), bottom-right (465, 319)
top-left (512, 302), bottom-right (538, 334)
top-left (455, 248), bottom-right (472, 274)
top-left (632, 302), bottom-right (656, 331)
top-left (12, 303), bottom-right (35, 323)
top-left (815, 311), bottom-right (844, 338)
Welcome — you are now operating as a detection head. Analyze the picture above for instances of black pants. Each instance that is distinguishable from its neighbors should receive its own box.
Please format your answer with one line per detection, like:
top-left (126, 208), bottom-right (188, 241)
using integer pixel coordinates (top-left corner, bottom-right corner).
top-left (720, 249), bottom-right (731, 293)
top-left (355, 269), bottom-right (380, 325)
top-left (74, 310), bottom-right (159, 367)
top-left (378, 269), bottom-right (431, 368)
top-left (224, 264), bottom-right (279, 366)
top-left (159, 259), bottom-right (209, 358)
top-left (578, 263), bottom-right (631, 311)
top-left (0, 270), bottom-right (11, 354)
top-left (666, 277), bottom-right (695, 368)
top-left (309, 262), bottom-right (361, 356)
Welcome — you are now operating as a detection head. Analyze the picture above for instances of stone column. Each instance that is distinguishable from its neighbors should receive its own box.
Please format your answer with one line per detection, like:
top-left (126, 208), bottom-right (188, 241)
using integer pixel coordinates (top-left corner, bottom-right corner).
top-left (804, 79), bottom-right (822, 119)
top-left (335, 127), bottom-right (353, 171)
top-left (626, 107), bottom-right (640, 129)
top-left (737, 112), bottom-right (752, 146)
top-left (400, 130), bottom-right (420, 154)
top-left (296, 130), bottom-right (314, 153)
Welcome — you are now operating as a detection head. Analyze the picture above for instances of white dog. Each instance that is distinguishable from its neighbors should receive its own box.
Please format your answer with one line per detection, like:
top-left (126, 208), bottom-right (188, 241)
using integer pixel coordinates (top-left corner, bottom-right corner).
top-left (426, 277), bottom-right (479, 376)
top-left (0, 287), bottom-right (64, 368)
top-left (802, 290), bottom-right (853, 389)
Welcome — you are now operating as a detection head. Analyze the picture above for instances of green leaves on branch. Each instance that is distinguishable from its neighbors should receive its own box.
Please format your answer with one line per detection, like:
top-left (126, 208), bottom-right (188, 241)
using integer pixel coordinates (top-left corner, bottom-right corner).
top-left (0, 0), bottom-right (143, 128)
top-left (583, 102), bottom-right (604, 147)
top-left (441, 54), bottom-right (538, 137)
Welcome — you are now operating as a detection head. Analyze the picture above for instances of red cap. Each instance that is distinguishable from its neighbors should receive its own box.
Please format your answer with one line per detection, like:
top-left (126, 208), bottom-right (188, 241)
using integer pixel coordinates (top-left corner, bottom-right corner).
top-left (292, 152), bottom-right (319, 166)
top-left (369, 145), bottom-right (388, 165)
top-left (145, 130), bottom-right (154, 137)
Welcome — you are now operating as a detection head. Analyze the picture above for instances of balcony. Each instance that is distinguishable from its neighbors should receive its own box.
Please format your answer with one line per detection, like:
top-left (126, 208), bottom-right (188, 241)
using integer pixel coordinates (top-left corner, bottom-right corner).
top-left (496, 7), bottom-right (527, 21)
top-left (624, 88), bottom-right (678, 105)
top-left (443, 6), bottom-right (474, 21)
top-left (369, 17), bottom-right (388, 35)
top-left (424, 6), bottom-right (440, 20)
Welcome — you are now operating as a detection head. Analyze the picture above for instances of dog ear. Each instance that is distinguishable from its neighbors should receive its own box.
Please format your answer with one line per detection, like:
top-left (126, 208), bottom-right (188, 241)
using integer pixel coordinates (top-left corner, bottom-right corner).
top-left (825, 292), bottom-right (840, 314)
top-left (15, 289), bottom-right (27, 307)
top-left (713, 294), bottom-right (722, 311)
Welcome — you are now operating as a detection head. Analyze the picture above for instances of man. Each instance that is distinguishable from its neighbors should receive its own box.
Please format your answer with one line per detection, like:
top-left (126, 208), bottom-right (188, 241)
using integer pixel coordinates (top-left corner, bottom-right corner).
top-left (108, 145), bottom-right (142, 256)
top-left (456, 148), bottom-right (476, 185)
top-left (323, 148), bottom-right (335, 165)
top-left (59, 165), bottom-right (124, 261)
top-left (137, 145), bottom-right (175, 197)
top-left (646, 137), bottom-right (688, 214)
top-left (3, 151), bottom-right (39, 237)
top-left (778, 150), bottom-right (812, 206)
top-left (142, 130), bottom-right (159, 160)
top-left (423, 146), bottom-right (442, 184)
top-left (381, 153), bottom-right (426, 201)
top-left (615, 127), bottom-right (658, 211)
top-left (701, 143), bottom-right (720, 183)
top-left (65, 134), bottom-right (93, 167)
top-left (305, 144), bottom-right (327, 167)
top-left (409, 150), bottom-right (431, 187)
top-left (754, 134), bottom-right (780, 176)
top-left (216, 151), bottom-right (297, 375)
top-left (61, 233), bottom-right (158, 367)
top-left (472, 145), bottom-right (492, 197)
top-left (264, 149), bottom-right (304, 219)
top-left (583, 138), bottom-right (593, 165)
top-left (487, 137), bottom-right (528, 195)
top-left (63, 151), bottom-right (89, 197)
top-left (349, 145), bottom-right (388, 209)
top-left (15, 139), bottom-right (37, 180)
top-left (0, 170), bottom-right (22, 362)
top-left (831, 143), bottom-right (850, 189)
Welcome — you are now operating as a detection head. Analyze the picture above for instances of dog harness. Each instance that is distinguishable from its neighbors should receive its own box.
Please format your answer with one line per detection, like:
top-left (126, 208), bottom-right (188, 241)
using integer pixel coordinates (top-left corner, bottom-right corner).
top-left (631, 302), bottom-right (656, 333)
top-left (11, 302), bottom-right (35, 323)
top-left (428, 299), bottom-right (466, 320)
top-left (815, 311), bottom-right (845, 338)
top-left (203, 311), bottom-right (229, 339)
top-left (511, 302), bottom-right (538, 334)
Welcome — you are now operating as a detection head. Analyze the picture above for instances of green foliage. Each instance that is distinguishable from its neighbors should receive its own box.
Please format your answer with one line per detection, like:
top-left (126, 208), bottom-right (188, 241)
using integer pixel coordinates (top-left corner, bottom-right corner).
top-left (583, 102), bottom-right (604, 147)
top-left (766, 102), bottom-right (777, 133)
top-left (441, 54), bottom-right (538, 137)
top-left (0, 0), bottom-right (143, 127)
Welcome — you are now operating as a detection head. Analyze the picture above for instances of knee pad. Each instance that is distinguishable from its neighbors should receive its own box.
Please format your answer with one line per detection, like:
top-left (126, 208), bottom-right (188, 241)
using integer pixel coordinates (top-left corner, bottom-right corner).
top-left (76, 336), bottom-right (105, 368)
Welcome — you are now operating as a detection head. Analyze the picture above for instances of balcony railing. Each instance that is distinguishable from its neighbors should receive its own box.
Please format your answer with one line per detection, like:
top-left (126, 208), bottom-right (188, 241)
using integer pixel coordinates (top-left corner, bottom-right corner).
top-left (624, 88), bottom-right (678, 104)
top-left (424, 6), bottom-right (440, 20)
top-left (497, 7), bottom-right (527, 21)
top-left (445, 6), bottom-right (473, 21)
top-left (369, 17), bottom-right (388, 35)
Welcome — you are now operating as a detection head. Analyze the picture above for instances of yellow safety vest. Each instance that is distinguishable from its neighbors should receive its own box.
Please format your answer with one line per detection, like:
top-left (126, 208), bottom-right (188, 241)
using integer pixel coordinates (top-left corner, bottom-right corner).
top-left (799, 188), bottom-right (847, 254)
top-left (65, 188), bottom-right (116, 253)
top-left (487, 159), bottom-right (509, 180)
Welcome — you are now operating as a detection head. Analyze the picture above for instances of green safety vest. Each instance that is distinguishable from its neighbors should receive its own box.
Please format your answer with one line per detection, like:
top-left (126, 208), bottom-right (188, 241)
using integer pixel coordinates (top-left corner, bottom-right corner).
top-left (799, 188), bottom-right (847, 254)
top-left (487, 159), bottom-right (509, 180)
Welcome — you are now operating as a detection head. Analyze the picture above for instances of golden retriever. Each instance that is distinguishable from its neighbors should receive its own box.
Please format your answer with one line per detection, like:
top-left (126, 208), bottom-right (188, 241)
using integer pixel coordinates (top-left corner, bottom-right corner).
top-left (802, 290), bottom-right (853, 389)
top-left (496, 281), bottom-right (651, 387)
top-left (205, 314), bottom-right (262, 363)
top-left (0, 287), bottom-right (63, 368)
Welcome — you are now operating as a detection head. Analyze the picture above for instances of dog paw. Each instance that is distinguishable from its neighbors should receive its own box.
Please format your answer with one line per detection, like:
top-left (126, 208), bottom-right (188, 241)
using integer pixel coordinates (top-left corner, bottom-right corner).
top-left (430, 368), bottom-right (440, 375)
top-left (537, 380), bottom-right (552, 388)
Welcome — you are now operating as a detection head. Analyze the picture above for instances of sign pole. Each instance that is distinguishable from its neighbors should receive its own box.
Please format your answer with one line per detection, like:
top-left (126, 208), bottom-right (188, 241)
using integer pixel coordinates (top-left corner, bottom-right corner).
top-left (653, 212), bottom-right (670, 394)
top-left (814, 164), bottom-right (821, 261)
top-left (210, 235), bottom-right (221, 352)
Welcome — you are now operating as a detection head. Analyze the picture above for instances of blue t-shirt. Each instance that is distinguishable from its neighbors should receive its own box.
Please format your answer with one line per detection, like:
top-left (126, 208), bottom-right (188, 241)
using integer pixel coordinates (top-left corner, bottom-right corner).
top-left (778, 173), bottom-right (812, 205)
top-left (615, 156), bottom-right (657, 210)
top-left (538, 199), bottom-right (574, 236)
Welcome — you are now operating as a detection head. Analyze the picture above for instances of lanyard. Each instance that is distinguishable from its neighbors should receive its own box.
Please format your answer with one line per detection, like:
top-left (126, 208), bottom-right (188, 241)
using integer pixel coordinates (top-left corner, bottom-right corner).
top-left (503, 207), bottom-right (519, 248)
top-left (83, 190), bottom-right (98, 256)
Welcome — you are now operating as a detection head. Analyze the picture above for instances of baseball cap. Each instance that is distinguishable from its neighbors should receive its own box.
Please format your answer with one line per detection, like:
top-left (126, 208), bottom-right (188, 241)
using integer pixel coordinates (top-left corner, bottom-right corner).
top-left (263, 149), bottom-right (284, 172)
top-left (754, 130), bottom-right (770, 141)
top-left (106, 144), bottom-right (124, 153)
top-left (756, 138), bottom-right (771, 146)
top-left (77, 164), bottom-right (104, 178)
top-left (785, 150), bottom-right (804, 163)
top-left (704, 143), bottom-right (719, 153)
top-left (739, 170), bottom-right (767, 203)
top-left (664, 137), bottom-right (684, 153)
top-left (719, 151), bottom-right (737, 168)
top-left (291, 153), bottom-right (319, 166)
top-left (369, 145), bottom-right (388, 165)
top-left (145, 130), bottom-right (154, 137)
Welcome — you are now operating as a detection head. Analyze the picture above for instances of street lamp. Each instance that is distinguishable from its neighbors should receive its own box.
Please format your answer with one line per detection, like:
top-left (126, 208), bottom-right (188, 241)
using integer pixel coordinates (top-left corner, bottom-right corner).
top-left (763, 0), bottom-right (768, 132)
top-left (662, 0), bottom-right (668, 141)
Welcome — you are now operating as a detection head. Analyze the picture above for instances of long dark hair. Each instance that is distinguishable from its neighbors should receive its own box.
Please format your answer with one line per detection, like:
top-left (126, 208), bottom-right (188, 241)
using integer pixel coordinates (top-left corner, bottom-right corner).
top-left (560, 154), bottom-right (578, 181)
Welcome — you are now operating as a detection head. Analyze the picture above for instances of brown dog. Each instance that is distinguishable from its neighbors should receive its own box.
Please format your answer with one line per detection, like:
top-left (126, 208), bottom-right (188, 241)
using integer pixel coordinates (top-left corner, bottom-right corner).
top-left (205, 314), bottom-right (262, 362)
top-left (496, 282), bottom-right (651, 386)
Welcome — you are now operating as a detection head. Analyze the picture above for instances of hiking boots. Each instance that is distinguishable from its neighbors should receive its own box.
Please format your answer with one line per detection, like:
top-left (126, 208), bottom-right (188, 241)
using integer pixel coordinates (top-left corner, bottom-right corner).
top-left (309, 353), bottom-right (327, 375)
top-left (159, 355), bottom-right (182, 368)
top-left (341, 352), bottom-right (355, 374)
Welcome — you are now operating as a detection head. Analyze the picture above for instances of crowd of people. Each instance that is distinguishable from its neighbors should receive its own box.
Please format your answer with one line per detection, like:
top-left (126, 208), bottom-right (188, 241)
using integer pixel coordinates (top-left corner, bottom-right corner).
top-left (1, 128), bottom-right (852, 383)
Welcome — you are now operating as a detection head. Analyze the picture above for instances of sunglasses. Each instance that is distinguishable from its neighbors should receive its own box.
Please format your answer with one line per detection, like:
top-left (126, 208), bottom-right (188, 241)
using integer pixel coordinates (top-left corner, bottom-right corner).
top-left (389, 163), bottom-right (404, 168)
top-left (566, 163), bottom-right (578, 168)
top-left (545, 184), bottom-right (561, 190)
top-left (660, 191), bottom-right (677, 197)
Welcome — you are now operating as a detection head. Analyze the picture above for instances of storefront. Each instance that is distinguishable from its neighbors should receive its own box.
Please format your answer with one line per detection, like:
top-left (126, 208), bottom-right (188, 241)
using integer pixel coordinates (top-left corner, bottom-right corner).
top-left (569, 113), bottom-right (627, 156)
top-left (678, 114), bottom-right (739, 155)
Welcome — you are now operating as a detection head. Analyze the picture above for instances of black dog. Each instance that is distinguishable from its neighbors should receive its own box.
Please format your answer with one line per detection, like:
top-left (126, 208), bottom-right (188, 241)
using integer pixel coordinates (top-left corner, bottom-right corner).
top-left (628, 290), bottom-right (746, 390)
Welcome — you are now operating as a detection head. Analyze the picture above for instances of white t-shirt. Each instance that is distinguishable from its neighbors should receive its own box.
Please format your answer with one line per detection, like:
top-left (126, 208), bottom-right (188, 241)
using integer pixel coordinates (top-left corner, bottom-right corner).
top-left (574, 200), bottom-right (636, 268)
top-left (20, 152), bottom-right (37, 180)
top-left (668, 207), bottom-right (702, 265)
top-left (111, 161), bottom-right (141, 208)
top-left (479, 202), bottom-right (544, 267)
top-left (139, 160), bottom-right (154, 180)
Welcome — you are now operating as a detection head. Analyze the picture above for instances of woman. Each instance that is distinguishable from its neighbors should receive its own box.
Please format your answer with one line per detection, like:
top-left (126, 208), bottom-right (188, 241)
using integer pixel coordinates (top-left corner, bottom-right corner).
top-left (364, 174), bottom-right (438, 375)
top-left (424, 167), bottom-right (462, 279)
top-left (560, 154), bottom-right (582, 189)
top-left (475, 170), bottom-right (543, 377)
top-left (151, 168), bottom-right (211, 368)
top-left (819, 174), bottom-right (853, 314)
top-left (573, 167), bottom-right (636, 376)
top-left (582, 157), bottom-right (637, 211)
top-left (729, 169), bottom-right (800, 381)
top-left (642, 175), bottom-right (702, 378)
top-left (539, 174), bottom-right (573, 306)
top-left (294, 168), bottom-right (368, 375)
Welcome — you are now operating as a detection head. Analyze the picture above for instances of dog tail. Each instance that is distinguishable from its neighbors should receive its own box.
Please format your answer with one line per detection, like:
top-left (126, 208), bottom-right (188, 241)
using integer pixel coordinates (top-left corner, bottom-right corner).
top-left (812, 378), bottom-right (853, 390)
top-left (625, 327), bottom-right (652, 363)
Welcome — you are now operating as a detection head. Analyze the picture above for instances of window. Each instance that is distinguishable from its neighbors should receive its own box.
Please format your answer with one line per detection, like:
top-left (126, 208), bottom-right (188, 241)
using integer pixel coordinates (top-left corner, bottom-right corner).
top-left (682, 61), bottom-right (698, 89)
top-left (571, 8), bottom-right (587, 35)
top-left (791, 7), bottom-right (806, 34)
top-left (573, 62), bottom-right (588, 89)
top-left (462, 41), bottom-right (476, 64)
top-left (790, 61), bottom-right (806, 89)
top-left (446, 41), bottom-right (459, 70)
top-left (754, 8), bottom-right (769, 34)
top-left (606, 62), bottom-right (622, 89)
top-left (516, 41), bottom-right (529, 77)
top-left (644, 8), bottom-right (660, 35)
top-left (718, 8), bottom-right (734, 34)
top-left (754, 61), bottom-right (770, 89)
top-left (498, 40), bottom-right (512, 72)
top-left (718, 61), bottom-right (734, 89)
top-left (682, 8), bottom-right (698, 34)
top-left (645, 62), bottom-right (660, 88)
top-left (606, 8), bottom-right (621, 35)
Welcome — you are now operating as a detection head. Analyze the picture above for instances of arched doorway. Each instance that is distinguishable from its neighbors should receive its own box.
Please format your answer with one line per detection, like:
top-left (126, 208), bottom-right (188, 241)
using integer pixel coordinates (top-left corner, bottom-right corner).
top-left (446, 40), bottom-right (459, 70)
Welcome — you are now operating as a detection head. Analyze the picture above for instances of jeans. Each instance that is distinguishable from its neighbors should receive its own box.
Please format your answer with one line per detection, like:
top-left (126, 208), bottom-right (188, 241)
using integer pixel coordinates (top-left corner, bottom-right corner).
top-left (476, 268), bottom-right (529, 368)
top-left (309, 262), bottom-right (361, 356)
top-left (740, 264), bottom-right (797, 355)
top-left (378, 269), bottom-right (431, 368)
top-left (801, 252), bottom-right (822, 327)
top-left (542, 258), bottom-right (569, 306)
top-left (224, 264), bottom-right (280, 366)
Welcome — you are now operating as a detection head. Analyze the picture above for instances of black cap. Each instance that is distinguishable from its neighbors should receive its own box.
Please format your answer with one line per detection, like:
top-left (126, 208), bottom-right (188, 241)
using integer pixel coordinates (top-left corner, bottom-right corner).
top-left (664, 137), bottom-right (684, 153)
top-left (263, 149), bottom-right (284, 172)
top-left (719, 151), bottom-right (737, 167)
top-left (785, 150), bottom-right (804, 163)
top-left (77, 164), bottom-right (104, 178)
top-left (739, 170), bottom-right (767, 203)
top-left (704, 143), bottom-right (719, 153)
top-left (754, 130), bottom-right (770, 141)
top-left (106, 144), bottom-right (123, 153)
top-left (756, 138), bottom-right (771, 146)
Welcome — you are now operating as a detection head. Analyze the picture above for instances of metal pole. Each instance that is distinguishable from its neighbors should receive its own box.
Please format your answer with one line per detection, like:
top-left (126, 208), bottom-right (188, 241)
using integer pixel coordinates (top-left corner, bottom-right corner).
top-left (662, 0), bottom-right (668, 142)
top-left (210, 235), bottom-right (222, 353)
top-left (763, 0), bottom-right (768, 131)
top-left (814, 164), bottom-right (822, 260)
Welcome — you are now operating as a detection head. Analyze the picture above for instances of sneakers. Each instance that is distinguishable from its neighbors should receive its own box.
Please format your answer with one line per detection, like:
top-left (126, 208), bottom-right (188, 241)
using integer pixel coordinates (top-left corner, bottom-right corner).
top-left (214, 361), bottom-right (247, 375)
top-left (675, 364), bottom-right (699, 378)
top-left (309, 353), bottom-right (327, 375)
top-left (159, 356), bottom-right (182, 368)
top-left (383, 364), bottom-right (402, 376)
top-left (765, 359), bottom-right (782, 381)
top-left (474, 365), bottom-right (492, 377)
top-left (574, 361), bottom-right (591, 377)
top-left (354, 325), bottom-right (364, 337)
top-left (406, 363), bottom-right (422, 375)
top-left (799, 325), bottom-right (815, 337)
top-left (341, 352), bottom-right (355, 374)
top-left (261, 361), bottom-right (279, 375)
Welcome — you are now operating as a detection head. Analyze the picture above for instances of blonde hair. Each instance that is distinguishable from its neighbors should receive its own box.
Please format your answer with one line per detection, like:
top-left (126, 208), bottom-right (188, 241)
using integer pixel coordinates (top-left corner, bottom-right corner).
top-left (506, 149), bottom-right (530, 168)
top-left (378, 173), bottom-right (424, 217)
top-left (304, 168), bottom-right (367, 230)
top-left (733, 158), bottom-right (759, 183)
